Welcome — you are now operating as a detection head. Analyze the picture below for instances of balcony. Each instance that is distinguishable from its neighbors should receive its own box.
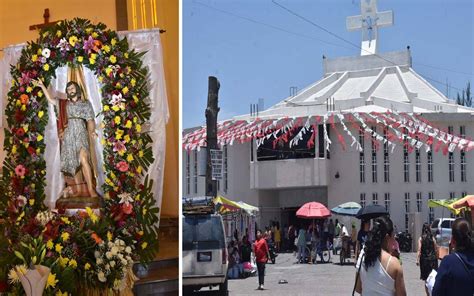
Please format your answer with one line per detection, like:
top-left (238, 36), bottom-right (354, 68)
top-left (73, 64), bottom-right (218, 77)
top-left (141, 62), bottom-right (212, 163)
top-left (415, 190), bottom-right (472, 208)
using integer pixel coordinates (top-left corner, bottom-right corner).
top-left (250, 158), bottom-right (329, 189)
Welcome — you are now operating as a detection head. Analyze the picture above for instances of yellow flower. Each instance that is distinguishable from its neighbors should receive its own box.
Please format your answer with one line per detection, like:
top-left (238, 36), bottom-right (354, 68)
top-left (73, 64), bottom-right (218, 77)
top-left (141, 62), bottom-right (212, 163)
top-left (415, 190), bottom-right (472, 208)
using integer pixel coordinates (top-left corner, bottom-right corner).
top-left (55, 244), bottom-right (63, 253)
top-left (22, 124), bottom-right (29, 133)
top-left (137, 166), bottom-right (143, 174)
top-left (105, 67), bottom-right (113, 76)
top-left (58, 256), bottom-right (69, 267)
top-left (133, 95), bottom-right (139, 103)
top-left (32, 55), bottom-right (38, 62)
top-left (12, 145), bottom-right (17, 154)
top-left (138, 230), bottom-right (144, 236)
top-left (84, 263), bottom-right (91, 270)
top-left (61, 232), bottom-right (70, 242)
top-left (133, 117), bottom-right (138, 123)
top-left (77, 56), bottom-right (84, 63)
top-left (46, 240), bottom-right (54, 250)
top-left (125, 120), bottom-right (132, 129)
top-left (26, 86), bottom-right (32, 93)
top-left (89, 58), bottom-right (96, 65)
top-left (38, 110), bottom-right (44, 118)
top-left (68, 259), bottom-right (77, 268)
top-left (122, 87), bottom-right (129, 94)
top-left (103, 105), bottom-right (110, 112)
top-left (142, 207), bottom-right (147, 215)
top-left (90, 53), bottom-right (97, 60)
top-left (127, 154), bottom-right (134, 162)
top-left (56, 290), bottom-right (68, 296)
top-left (43, 64), bottom-right (50, 71)
top-left (56, 30), bottom-right (62, 37)
top-left (21, 105), bottom-right (26, 111)
top-left (38, 91), bottom-right (43, 98)
top-left (37, 134), bottom-right (43, 141)
top-left (135, 194), bottom-right (141, 201)
top-left (111, 38), bottom-right (117, 46)
top-left (92, 32), bottom-right (99, 38)
top-left (69, 36), bottom-right (78, 47)
top-left (107, 231), bottom-right (113, 241)
top-left (114, 116), bottom-right (121, 124)
top-left (8, 265), bottom-right (27, 284)
top-left (16, 100), bottom-right (21, 107)
top-left (46, 273), bottom-right (58, 289)
top-left (42, 31), bottom-right (49, 38)
top-left (98, 76), bottom-right (104, 82)
top-left (85, 27), bottom-right (93, 34)
top-left (37, 49), bottom-right (42, 55)
top-left (131, 78), bottom-right (136, 87)
top-left (139, 150), bottom-right (144, 158)
top-left (101, 138), bottom-right (106, 145)
top-left (136, 124), bottom-right (142, 133)
top-left (115, 82), bottom-right (122, 88)
top-left (109, 55), bottom-right (117, 64)
top-left (16, 211), bottom-right (24, 222)
top-left (36, 148), bottom-right (41, 154)
top-left (141, 242), bottom-right (148, 249)
top-left (115, 129), bottom-right (124, 140)
top-left (85, 207), bottom-right (99, 224)
top-left (112, 105), bottom-right (120, 112)
top-left (123, 134), bottom-right (130, 143)
top-left (110, 172), bottom-right (116, 180)
top-left (61, 217), bottom-right (70, 224)
top-left (103, 45), bottom-right (111, 53)
top-left (124, 52), bottom-right (129, 59)
top-left (29, 199), bottom-right (34, 206)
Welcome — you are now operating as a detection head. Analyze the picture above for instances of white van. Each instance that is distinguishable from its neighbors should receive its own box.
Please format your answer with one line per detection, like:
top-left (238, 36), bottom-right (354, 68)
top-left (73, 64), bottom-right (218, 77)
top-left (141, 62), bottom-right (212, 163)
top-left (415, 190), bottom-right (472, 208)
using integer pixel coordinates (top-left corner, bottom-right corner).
top-left (431, 218), bottom-right (455, 247)
top-left (182, 214), bottom-right (228, 295)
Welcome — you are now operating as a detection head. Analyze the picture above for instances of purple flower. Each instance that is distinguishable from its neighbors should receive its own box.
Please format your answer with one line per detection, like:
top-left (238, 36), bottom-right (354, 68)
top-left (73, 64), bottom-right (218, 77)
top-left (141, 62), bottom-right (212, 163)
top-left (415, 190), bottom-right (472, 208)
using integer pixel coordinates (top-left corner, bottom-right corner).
top-left (83, 36), bottom-right (95, 53)
top-left (19, 72), bottom-right (33, 86)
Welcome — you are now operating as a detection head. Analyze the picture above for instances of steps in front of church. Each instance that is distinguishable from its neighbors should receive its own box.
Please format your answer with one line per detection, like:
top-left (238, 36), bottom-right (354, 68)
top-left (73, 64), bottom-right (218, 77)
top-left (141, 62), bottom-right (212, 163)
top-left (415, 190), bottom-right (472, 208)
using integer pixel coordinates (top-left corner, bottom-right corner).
top-left (133, 215), bottom-right (179, 296)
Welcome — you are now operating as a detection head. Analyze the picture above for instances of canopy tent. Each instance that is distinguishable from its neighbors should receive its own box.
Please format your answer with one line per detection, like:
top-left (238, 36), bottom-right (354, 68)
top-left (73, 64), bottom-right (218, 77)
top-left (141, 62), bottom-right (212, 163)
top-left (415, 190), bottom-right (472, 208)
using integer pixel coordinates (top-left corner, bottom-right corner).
top-left (427, 198), bottom-right (463, 215)
top-left (213, 196), bottom-right (259, 216)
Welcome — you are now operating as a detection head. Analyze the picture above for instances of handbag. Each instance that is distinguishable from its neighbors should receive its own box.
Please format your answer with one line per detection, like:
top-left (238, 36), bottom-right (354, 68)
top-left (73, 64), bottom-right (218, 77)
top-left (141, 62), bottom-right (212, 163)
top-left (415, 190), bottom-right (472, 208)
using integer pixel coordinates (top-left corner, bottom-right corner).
top-left (425, 269), bottom-right (437, 296)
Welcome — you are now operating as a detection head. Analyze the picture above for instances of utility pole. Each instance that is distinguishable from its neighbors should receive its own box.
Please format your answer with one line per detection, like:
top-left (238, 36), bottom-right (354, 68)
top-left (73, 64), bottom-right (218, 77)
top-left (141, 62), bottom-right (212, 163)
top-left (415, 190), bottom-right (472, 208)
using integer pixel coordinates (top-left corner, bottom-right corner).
top-left (205, 76), bottom-right (220, 199)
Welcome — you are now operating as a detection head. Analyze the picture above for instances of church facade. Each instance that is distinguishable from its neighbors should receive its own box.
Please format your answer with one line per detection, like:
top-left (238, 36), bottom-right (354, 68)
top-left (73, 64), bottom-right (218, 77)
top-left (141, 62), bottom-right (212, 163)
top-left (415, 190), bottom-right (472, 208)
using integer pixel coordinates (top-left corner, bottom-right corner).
top-left (182, 1), bottom-right (474, 231)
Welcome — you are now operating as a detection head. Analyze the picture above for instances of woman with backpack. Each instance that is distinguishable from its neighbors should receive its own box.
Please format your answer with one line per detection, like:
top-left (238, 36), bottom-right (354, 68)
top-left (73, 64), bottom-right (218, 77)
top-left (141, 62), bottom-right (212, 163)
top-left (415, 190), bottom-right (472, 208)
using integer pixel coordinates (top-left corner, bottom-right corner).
top-left (416, 223), bottom-right (439, 295)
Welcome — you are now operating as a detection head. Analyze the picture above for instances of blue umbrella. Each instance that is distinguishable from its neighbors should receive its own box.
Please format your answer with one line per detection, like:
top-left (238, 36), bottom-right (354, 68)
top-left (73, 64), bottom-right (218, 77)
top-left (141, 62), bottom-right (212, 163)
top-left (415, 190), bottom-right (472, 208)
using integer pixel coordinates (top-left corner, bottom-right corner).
top-left (331, 202), bottom-right (362, 217)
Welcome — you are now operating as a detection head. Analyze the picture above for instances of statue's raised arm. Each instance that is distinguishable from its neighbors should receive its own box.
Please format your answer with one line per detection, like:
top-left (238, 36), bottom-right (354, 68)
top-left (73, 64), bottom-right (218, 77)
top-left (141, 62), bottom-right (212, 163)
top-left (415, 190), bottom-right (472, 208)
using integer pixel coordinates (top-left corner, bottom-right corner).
top-left (32, 79), bottom-right (58, 105)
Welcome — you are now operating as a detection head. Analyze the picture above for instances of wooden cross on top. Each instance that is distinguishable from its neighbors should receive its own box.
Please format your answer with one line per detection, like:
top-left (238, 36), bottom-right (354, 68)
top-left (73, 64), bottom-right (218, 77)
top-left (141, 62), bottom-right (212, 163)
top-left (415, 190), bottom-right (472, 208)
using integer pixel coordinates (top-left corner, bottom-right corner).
top-left (29, 8), bottom-right (60, 31)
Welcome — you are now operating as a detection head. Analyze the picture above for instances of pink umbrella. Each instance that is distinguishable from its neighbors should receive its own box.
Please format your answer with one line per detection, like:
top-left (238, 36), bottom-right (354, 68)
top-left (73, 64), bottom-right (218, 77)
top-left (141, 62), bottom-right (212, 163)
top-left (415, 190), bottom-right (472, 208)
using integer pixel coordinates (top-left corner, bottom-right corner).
top-left (296, 202), bottom-right (331, 219)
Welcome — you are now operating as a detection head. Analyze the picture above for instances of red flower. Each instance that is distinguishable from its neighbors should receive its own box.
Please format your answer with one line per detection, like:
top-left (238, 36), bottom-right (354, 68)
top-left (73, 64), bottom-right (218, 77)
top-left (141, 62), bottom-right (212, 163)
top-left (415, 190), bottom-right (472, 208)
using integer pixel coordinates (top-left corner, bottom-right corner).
top-left (27, 146), bottom-right (36, 155)
top-left (15, 110), bottom-right (25, 122)
top-left (15, 127), bottom-right (25, 137)
top-left (122, 203), bottom-right (133, 215)
top-left (116, 161), bottom-right (129, 172)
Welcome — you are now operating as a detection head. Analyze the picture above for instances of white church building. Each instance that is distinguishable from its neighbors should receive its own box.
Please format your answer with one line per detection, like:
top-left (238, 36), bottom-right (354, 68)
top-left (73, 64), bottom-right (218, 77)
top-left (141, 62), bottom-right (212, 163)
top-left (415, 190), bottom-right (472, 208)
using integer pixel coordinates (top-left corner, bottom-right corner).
top-left (182, 0), bottom-right (474, 232)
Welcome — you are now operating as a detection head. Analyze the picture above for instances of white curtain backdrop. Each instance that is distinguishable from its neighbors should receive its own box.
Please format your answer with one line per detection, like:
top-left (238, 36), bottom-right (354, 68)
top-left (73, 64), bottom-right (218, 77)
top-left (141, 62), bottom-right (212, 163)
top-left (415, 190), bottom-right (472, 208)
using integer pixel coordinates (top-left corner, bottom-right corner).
top-left (0, 29), bottom-right (169, 216)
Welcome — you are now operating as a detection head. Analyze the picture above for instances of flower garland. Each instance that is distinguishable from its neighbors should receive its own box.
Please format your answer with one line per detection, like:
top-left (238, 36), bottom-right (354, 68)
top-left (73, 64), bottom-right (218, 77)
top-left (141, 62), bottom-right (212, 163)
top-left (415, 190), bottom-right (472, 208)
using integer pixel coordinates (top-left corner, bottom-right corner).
top-left (0, 18), bottom-right (159, 295)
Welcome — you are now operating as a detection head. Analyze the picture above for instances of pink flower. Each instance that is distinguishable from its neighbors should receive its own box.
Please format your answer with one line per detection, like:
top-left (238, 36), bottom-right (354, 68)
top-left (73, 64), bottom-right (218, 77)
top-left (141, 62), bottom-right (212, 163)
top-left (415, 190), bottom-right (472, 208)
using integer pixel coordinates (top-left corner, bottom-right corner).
top-left (113, 140), bottom-right (126, 154)
top-left (116, 161), bottom-right (129, 172)
top-left (16, 195), bottom-right (27, 207)
top-left (15, 165), bottom-right (26, 177)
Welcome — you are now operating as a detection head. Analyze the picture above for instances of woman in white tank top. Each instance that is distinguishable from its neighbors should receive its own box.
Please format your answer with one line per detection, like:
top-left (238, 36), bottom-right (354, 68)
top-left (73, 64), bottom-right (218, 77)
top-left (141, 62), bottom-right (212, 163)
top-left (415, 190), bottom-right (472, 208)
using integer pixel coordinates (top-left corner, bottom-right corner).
top-left (355, 216), bottom-right (407, 296)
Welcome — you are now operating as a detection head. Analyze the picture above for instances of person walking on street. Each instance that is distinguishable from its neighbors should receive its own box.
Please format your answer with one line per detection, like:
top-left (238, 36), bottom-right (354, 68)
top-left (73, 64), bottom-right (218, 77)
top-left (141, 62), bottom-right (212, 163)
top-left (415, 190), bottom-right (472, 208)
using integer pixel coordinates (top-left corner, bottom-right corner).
top-left (416, 223), bottom-right (438, 296)
top-left (288, 225), bottom-right (296, 253)
top-left (274, 224), bottom-right (281, 253)
top-left (355, 216), bottom-right (407, 296)
top-left (432, 218), bottom-right (474, 296)
top-left (296, 226), bottom-right (307, 263)
top-left (328, 219), bottom-right (335, 245)
top-left (254, 230), bottom-right (271, 290)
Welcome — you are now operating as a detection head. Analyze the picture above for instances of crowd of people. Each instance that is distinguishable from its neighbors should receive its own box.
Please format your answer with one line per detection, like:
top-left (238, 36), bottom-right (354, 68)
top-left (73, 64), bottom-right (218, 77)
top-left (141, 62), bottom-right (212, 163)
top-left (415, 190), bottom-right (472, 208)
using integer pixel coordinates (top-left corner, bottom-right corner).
top-left (224, 217), bottom-right (474, 295)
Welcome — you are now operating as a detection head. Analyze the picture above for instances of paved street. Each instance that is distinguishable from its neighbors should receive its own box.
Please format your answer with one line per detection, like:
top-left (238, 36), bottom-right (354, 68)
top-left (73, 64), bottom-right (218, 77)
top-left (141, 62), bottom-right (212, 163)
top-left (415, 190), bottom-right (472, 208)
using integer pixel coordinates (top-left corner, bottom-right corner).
top-left (194, 252), bottom-right (426, 295)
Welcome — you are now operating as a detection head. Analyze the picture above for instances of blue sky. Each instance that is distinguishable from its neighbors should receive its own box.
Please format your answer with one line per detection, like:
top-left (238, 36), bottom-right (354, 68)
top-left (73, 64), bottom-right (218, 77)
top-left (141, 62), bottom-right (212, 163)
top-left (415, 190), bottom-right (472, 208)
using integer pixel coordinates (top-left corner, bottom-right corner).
top-left (183, 0), bottom-right (473, 128)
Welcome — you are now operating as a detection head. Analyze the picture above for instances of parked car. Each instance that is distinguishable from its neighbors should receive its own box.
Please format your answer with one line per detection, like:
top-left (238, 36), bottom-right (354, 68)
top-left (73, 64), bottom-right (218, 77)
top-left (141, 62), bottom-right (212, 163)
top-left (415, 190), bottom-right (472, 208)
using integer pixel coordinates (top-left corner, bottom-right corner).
top-left (182, 214), bottom-right (228, 295)
top-left (431, 218), bottom-right (455, 247)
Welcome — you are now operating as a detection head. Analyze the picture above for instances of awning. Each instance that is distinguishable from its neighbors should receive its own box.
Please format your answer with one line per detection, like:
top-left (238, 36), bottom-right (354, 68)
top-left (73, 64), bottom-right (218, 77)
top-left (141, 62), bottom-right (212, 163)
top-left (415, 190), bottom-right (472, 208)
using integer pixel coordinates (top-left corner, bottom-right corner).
top-left (213, 196), bottom-right (259, 216)
top-left (428, 198), bottom-right (462, 215)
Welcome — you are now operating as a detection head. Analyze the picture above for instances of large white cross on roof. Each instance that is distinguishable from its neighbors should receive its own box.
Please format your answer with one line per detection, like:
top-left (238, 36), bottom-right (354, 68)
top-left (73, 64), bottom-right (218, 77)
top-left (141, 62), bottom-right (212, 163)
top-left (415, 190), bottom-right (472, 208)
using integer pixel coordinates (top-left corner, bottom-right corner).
top-left (346, 0), bottom-right (394, 56)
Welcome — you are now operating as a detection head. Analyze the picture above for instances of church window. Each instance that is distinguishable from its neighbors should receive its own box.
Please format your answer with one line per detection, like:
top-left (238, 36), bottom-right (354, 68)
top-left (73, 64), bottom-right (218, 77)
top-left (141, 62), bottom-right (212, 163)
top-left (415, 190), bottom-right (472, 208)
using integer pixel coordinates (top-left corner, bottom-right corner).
top-left (404, 193), bottom-right (410, 231)
top-left (384, 193), bottom-right (390, 213)
top-left (360, 193), bottom-right (366, 208)
top-left (371, 126), bottom-right (377, 183)
top-left (428, 192), bottom-right (434, 223)
top-left (383, 128), bottom-right (390, 183)
top-left (372, 192), bottom-right (378, 205)
top-left (193, 150), bottom-right (198, 194)
top-left (428, 147), bottom-right (434, 182)
top-left (416, 192), bottom-right (422, 212)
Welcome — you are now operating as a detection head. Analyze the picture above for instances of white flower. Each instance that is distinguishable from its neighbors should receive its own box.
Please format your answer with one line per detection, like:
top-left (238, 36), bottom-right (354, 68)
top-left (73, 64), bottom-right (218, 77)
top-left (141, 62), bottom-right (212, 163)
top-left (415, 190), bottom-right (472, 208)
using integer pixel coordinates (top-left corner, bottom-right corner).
top-left (98, 271), bottom-right (106, 282)
top-left (94, 251), bottom-right (100, 258)
top-left (110, 260), bottom-right (116, 267)
top-left (106, 252), bottom-right (112, 259)
top-left (119, 240), bottom-right (125, 246)
top-left (125, 246), bottom-right (131, 254)
top-left (56, 38), bottom-right (70, 51)
top-left (110, 93), bottom-right (124, 106)
top-left (111, 246), bottom-right (118, 256)
top-left (42, 48), bottom-right (51, 58)
top-left (40, 56), bottom-right (47, 63)
top-left (96, 258), bottom-right (103, 265)
top-left (121, 259), bottom-right (127, 265)
top-left (108, 242), bottom-right (114, 248)
top-left (105, 264), bottom-right (110, 271)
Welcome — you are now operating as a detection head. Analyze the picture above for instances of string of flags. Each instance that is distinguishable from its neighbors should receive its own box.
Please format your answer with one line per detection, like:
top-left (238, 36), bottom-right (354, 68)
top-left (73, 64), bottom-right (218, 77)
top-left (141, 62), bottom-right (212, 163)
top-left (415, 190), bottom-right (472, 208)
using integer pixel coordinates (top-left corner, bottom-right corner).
top-left (183, 111), bottom-right (474, 155)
